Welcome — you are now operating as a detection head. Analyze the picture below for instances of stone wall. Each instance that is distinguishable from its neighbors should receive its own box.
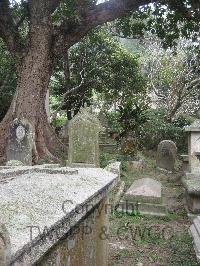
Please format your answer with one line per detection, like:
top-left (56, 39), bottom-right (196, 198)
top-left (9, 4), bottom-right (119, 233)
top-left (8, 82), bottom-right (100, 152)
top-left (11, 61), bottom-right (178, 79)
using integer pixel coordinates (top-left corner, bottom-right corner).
top-left (37, 200), bottom-right (108, 266)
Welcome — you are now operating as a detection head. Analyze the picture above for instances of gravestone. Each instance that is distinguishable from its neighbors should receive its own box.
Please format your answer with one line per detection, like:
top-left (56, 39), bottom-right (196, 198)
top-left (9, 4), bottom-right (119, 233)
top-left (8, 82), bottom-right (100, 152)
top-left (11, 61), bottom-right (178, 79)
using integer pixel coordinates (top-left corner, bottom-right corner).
top-left (156, 140), bottom-right (177, 171)
top-left (6, 119), bottom-right (33, 166)
top-left (121, 178), bottom-right (166, 216)
top-left (68, 107), bottom-right (103, 167)
top-left (124, 178), bottom-right (162, 204)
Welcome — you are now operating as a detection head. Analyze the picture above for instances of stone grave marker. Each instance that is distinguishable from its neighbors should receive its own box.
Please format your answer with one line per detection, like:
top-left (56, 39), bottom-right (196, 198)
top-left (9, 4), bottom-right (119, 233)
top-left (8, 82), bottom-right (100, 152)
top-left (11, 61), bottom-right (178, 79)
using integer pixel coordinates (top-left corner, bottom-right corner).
top-left (6, 119), bottom-right (33, 166)
top-left (124, 177), bottom-right (162, 204)
top-left (156, 140), bottom-right (177, 171)
top-left (68, 107), bottom-right (103, 167)
top-left (121, 177), bottom-right (166, 216)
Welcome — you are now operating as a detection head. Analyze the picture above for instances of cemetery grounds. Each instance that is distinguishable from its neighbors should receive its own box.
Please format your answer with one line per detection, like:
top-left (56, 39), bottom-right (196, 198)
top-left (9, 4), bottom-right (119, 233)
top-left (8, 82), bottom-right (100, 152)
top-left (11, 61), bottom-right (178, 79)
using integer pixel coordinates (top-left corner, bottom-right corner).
top-left (105, 154), bottom-right (200, 266)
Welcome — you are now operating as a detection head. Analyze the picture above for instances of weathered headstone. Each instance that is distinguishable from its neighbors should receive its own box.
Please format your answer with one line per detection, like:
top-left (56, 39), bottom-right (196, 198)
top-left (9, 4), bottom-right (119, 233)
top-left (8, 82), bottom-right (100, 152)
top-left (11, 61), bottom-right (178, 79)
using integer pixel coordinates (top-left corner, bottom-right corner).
top-left (6, 119), bottom-right (33, 166)
top-left (121, 177), bottom-right (166, 216)
top-left (68, 107), bottom-right (103, 167)
top-left (156, 140), bottom-right (177, 171)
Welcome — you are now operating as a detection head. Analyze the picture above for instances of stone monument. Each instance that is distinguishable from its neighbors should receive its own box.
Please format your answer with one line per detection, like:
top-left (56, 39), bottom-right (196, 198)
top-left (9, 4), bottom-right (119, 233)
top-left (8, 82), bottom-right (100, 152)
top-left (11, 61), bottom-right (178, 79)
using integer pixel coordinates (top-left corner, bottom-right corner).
top-left (182, 111), bottom-right (200, 214)
top-left (156, 140), bottom-right (177, 172)
top-left (6, 119), bottom-right (33, 166)
top-left (183, 118), bottom-right (200, 214)
top-left (185, 119), bottom-right (200, 173)
top-left (120, 178), bottom-right (167, 216)
top-left (68, 107), bottom-right (103, 167)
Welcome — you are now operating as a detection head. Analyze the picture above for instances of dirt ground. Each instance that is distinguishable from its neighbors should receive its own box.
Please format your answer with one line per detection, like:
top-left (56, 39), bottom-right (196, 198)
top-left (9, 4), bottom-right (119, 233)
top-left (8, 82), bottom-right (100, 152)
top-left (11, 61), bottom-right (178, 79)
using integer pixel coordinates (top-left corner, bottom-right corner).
top-left (108, 156), bottom-right (200, 266)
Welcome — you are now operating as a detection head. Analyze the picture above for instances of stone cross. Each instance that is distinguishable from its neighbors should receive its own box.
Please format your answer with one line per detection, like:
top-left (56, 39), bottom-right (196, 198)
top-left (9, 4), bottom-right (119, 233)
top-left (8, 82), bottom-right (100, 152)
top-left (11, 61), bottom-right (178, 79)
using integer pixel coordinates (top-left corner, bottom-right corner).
top-left (68, 107), bottom-right (103, 167)
top-left (6, 119), bottom-right (33, 166)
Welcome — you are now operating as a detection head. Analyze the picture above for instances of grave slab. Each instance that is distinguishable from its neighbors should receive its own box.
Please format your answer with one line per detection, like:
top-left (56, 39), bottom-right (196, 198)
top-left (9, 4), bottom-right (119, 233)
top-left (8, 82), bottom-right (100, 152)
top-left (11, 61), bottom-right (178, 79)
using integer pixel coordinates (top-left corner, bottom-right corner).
top-left (121, 178), bottom-right (167, 216)
top-left (0, 166), bottom-right (118, 265)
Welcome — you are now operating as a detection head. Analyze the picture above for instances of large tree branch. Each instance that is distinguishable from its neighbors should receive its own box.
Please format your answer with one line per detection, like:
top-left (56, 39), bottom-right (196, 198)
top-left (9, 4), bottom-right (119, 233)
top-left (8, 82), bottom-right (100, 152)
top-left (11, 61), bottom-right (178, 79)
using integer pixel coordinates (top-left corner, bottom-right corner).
top-left (54, 0), bottom-right (150, 53)
top-left (0, 0), bottom-right (24, 57)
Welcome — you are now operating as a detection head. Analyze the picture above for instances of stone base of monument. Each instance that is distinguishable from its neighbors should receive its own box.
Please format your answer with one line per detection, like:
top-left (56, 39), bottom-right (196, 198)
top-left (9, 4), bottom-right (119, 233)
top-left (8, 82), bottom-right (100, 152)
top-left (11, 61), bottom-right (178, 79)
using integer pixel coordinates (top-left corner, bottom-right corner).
top-left (183, 177), bottom-right (200, 214)
top-left (189, 216), bottom-right (200, 262)
top-left (118, 178), bottom-right (167, 217)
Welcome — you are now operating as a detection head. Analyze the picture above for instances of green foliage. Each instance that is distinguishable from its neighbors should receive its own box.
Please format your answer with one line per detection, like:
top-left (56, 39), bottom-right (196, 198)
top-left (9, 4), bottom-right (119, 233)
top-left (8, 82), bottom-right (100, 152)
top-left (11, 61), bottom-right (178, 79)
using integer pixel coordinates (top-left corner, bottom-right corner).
top-left (99, 152), bottom-right (117, 168)
top-left (0, 41), bottom-right (16, 122)
top-left (50, 27), bottom-right (147, 119)
top-left (141, 108), bottom-right (194, 153)
top-left (114, 2), bottom-right (200, 49)
top-left (51, 115), bottom-right (66, 128)
top-left (168, 233), bottom-right (199, 265)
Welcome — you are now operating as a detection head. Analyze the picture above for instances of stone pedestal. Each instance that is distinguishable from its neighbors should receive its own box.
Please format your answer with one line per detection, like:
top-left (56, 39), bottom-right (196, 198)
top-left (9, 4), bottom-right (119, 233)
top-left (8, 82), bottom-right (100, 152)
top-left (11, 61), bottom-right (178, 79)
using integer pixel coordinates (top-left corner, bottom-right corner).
top-left (183, 178), bottom-right (200, 213)
top-left (185, 120), bottom-right (200, 173)
top-left (184, 120), bottom-right (200, 214)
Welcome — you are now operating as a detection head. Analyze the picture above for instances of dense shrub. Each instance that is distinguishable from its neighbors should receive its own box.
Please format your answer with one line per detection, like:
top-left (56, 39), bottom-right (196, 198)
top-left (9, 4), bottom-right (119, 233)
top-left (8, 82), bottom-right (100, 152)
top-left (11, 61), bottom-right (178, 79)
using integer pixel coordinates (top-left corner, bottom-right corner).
top-left (140, 109), bottom-right (194, 153)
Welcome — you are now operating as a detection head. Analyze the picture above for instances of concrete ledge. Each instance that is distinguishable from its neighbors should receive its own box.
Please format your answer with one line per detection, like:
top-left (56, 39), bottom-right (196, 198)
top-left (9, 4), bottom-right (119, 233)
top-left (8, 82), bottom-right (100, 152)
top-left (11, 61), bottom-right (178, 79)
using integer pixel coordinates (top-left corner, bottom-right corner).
top-left (183, 178), bottom-right (200, 196)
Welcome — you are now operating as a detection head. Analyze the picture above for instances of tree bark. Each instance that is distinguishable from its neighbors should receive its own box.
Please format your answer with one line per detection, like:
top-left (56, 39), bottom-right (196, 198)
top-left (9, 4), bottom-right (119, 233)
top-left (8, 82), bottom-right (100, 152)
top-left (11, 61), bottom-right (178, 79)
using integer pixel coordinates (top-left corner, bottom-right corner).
top-left (0, 21), bottom-right (65, 164)
top-left (0, 0), bottom-right (170, 164)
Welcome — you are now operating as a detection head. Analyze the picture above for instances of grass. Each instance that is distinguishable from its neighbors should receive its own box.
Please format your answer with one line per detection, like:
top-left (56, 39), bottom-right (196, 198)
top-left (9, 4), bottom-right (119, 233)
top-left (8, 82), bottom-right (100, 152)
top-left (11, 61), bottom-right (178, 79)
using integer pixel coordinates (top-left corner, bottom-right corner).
top-left (108, 153), bottom-right (200, 266)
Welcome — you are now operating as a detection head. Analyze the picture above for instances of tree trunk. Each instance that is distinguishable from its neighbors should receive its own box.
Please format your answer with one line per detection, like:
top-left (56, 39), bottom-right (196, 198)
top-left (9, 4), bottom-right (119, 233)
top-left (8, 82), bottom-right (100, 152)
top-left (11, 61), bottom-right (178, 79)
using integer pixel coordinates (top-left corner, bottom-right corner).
top-left (0, 23), bottom-right (65, 164)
